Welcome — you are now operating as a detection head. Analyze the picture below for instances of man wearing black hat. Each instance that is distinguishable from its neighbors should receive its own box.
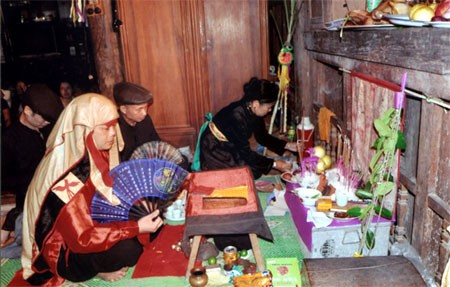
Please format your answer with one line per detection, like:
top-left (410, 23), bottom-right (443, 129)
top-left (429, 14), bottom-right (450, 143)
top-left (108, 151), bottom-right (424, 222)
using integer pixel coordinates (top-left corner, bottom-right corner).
top-left (1, 84), bottom-right (63, 256)
top-left (113, 82), bottom-right (160, 162)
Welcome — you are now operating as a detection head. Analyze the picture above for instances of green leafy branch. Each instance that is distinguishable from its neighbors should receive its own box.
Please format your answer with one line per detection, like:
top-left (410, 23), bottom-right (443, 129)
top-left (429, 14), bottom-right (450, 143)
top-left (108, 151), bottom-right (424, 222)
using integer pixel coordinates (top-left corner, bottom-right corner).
top-left (346, 107), bottom-right (406, 255)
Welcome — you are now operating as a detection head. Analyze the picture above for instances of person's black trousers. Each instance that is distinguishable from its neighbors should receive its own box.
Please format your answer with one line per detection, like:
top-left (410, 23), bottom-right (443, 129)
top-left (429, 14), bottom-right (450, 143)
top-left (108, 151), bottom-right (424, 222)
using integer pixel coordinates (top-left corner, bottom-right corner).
top-left (56, 237), bottom-right (143, 282)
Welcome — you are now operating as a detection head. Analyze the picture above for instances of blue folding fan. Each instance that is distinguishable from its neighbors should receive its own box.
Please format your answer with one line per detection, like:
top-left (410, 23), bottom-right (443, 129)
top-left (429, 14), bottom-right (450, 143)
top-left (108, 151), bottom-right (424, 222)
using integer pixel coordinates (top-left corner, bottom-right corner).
top-left (129, 141), bottom-right (184, 165)
top-left (91, 158), bottom-right (189, 223)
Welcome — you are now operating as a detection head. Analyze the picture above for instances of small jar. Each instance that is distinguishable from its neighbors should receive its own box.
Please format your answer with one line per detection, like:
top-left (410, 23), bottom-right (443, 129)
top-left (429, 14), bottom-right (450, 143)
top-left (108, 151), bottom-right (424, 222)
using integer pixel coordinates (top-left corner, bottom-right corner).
top-left (189, 267), bottom-right (208, 287)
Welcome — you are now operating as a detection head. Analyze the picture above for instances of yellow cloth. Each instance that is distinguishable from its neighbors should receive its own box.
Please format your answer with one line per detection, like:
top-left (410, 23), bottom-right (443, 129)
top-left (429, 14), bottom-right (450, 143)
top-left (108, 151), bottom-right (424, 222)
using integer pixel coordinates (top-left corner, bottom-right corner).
top-left (22, 94), bottom-right (124, 280)
top-left (210, 186), bottom-right (248, 201)
top-left (318, 107), bottom-right (336, 143)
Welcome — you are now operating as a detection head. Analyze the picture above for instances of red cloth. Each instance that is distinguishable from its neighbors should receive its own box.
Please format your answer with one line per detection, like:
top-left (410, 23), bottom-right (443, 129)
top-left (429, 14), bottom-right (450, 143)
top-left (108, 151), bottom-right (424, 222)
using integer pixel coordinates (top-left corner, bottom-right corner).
top-left (186, 167), bottom-right (258, 217)
top-left (132, 224), bottom-right (189, 278)
top-left (36, 179), bottom-right (139, 281)
top-left (9, 225), bottom-right (187, 285)
top-left (8, 270), bottom-right (29, 287)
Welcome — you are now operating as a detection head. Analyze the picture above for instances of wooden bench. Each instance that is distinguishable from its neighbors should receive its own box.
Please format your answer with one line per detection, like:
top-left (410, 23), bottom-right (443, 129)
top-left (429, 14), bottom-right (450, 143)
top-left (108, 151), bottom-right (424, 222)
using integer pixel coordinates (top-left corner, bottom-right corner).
top-left (302, 256), bottom-right (426, 287)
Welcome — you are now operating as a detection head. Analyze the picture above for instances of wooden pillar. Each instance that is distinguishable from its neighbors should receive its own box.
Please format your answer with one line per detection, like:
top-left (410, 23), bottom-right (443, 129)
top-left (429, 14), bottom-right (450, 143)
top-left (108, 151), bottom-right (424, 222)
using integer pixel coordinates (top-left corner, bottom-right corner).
top-left (294, 0), bottom-right (312, 118)
top-left (87, 0), bottom-right (123, 99)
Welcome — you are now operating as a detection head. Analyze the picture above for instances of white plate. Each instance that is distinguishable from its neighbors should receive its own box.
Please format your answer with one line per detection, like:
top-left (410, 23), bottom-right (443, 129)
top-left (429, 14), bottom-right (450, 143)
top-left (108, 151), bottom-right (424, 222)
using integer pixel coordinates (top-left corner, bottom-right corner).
top-left (430, 21), bottom-right (450, 28)
top-left (324, 18), bottom-right (346, 31)
top-left (342, 24), bottom-right (396, 30)
top-left (383, 14), bottom-right (409, 21)
top-left (281, 172), bottom-right (299, 183)
top-left (388, 18), bottom-right (429, 27)
top-left (326, 212), bottom-right (358, 222)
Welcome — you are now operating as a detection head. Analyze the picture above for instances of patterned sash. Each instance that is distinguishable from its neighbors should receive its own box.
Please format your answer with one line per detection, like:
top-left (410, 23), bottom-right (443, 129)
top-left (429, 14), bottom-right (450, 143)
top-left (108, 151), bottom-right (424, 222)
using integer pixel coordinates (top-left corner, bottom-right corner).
top-left (209, 122), bottom-right (228, 142)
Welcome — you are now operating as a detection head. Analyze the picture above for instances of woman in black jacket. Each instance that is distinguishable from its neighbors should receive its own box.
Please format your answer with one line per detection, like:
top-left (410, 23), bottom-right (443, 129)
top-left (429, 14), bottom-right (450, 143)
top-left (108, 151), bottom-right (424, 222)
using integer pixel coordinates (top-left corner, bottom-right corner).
top-left (199, 77), bottom-right (297, 179)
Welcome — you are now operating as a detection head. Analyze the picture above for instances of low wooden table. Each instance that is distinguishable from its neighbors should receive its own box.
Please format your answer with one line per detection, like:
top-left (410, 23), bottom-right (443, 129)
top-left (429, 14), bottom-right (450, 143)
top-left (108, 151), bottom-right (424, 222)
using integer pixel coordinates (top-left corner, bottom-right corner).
top-left (302, 256), bottom-right (426, 286)
top-left (182, 167), bottom-right (273, 278)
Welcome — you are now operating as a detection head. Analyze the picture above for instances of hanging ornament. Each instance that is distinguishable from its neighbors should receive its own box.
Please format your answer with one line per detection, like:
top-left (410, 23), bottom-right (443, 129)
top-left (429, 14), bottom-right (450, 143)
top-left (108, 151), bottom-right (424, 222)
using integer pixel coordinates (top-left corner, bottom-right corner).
top-left (70, 0), bottom-right (86, 24)
top-left (277, 43), bottom-right (293, 133)
top-left (267, 0), bottom-right (299, 137)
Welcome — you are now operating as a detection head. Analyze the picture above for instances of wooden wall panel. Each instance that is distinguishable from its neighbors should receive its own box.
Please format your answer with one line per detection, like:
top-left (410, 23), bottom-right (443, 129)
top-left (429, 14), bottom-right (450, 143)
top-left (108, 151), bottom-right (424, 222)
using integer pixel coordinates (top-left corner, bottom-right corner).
top-left (297, 2), bottom-right (450, 284)
top-left (117, 0), bottom-right (268, 148)
top-left (118, 0), bottom-right (199, 148)
top-left (203, 0), bottom-right (267, 114)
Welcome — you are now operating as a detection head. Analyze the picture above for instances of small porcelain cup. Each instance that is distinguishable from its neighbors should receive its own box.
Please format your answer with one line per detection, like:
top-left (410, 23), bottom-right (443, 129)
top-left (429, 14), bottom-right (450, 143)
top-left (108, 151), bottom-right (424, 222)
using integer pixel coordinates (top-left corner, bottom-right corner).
top-left (166, 205), bottom-right (174, 213)
top-left (172, 209), bottom-right (181, 219)
top-left (335, 191), bottom-right (348, 207)
top-left (175, 199), bottom-right (183, 208)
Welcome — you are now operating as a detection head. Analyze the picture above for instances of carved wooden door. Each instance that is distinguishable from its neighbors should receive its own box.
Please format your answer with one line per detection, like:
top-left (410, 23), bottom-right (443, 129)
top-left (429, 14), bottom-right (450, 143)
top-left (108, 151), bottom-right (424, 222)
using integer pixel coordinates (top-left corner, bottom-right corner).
top-left (117, 0), bottom-right (269, 149)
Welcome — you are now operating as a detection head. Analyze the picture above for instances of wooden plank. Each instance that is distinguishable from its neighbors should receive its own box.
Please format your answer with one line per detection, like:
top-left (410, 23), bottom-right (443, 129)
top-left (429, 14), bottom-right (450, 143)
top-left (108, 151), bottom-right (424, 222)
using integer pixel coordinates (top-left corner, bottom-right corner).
top-left (308, 52), bottom-right (450, 101)
top-left (428, 194), bottom-right (450, 222)
top-left (249, 233), bottom-right (265, 272)
top-left (302, 256), bottom-right (426, 287)
top-left (412, 103), bottom-right (443, 260)
top-left (399, 174), bottom-right (416, 195)
top-left (186, 235), bottom-right (202, 278)
top-left (305, 29), bottom-right (450, 75)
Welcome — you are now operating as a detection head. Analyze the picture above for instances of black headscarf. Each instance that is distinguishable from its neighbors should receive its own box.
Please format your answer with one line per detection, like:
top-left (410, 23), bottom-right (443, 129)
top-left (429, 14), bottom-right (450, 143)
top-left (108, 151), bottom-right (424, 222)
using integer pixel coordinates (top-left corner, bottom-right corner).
top-left (242, 77), bottom-right (279, 104)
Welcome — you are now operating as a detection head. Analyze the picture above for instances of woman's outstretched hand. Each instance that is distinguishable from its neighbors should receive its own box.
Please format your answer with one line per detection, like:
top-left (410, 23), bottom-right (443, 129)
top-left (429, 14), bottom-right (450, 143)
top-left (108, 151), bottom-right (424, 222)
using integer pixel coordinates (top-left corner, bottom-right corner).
top-left (273, 159), bottom-right (292, 172)
top-left (137, 209), bottom-right (163, 234)
top-left (284, 142), bottom-right (298, 152)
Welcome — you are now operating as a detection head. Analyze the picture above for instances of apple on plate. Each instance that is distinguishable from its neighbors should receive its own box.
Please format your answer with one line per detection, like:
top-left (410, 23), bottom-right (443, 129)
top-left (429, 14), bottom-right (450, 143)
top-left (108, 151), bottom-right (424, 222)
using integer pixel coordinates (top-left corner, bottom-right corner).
top-left (432, 15), bottom-right (448, 21)
top-left (410, 6), bottom-right (435, 21)
top-left (313, 145), bottom-right (326, 158)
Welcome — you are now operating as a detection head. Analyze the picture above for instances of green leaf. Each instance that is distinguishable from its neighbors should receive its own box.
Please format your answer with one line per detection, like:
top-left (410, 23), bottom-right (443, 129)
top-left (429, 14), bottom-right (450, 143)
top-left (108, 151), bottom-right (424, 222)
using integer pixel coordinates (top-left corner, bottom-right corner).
top-left (369, 150), bottom-right (383, 170)
top-left (374, 205), bottom-right (393, 220)
top-left (355, 189), bottom-right (373, 199)
top-left (365, 229), bottom-right (375, 250)
top-left (380, 108), bottom-right (395, 124)
top-left (374, 181), bottom-right (395, 197)
top-left (359, 205), bottom-right (371, 221)
top-left (370, 163), bottom-right (383, 183)
top-left (374, 119), bottom-right (392, 137)
top-left (384, 137), bottom-right (397, 154)
top-left (372, 137), bottom-right (383, 149)
top-left (396, 131), bottom-right (407, 150)
top-left (383, 174), bottom-right (394, 182)
top-left (346, 207), bottom-right (362, 217)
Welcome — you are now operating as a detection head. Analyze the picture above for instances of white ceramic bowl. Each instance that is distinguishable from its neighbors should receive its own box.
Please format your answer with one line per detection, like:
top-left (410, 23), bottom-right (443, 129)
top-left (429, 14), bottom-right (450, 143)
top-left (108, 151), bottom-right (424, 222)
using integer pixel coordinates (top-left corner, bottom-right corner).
top-left (299, 172), bottom-right (320, 189)
top-left (295, 188), bottom-right (322, 206)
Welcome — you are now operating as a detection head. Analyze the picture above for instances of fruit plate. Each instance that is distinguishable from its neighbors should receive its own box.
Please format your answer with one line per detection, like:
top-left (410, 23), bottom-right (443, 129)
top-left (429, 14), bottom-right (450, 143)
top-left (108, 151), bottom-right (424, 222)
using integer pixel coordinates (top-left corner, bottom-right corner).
top-left (255, 180), bottom-right (275, 193)
top-left (342, 24), bottom-right (396, 30)
top-left (324, 18), bottom-right (346, 31)
top-left (430, 21), bottom-right (450, 28)
top-left (388, 18), bottom-right (430, 27)
top-left (326, 211), bottom-right (358, 222)
top-left (382, 14), bottom-right (409, 20)
top-left (281, 172), bottom-right (299, 184)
